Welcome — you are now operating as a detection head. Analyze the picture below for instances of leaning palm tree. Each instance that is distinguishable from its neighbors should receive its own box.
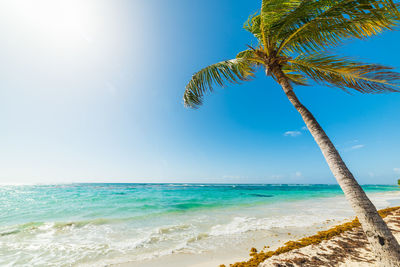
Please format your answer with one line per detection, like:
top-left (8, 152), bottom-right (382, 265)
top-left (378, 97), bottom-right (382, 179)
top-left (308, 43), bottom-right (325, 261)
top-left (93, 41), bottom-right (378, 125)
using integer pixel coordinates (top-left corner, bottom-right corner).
top-left (183, 0), bottom-right (400, 265)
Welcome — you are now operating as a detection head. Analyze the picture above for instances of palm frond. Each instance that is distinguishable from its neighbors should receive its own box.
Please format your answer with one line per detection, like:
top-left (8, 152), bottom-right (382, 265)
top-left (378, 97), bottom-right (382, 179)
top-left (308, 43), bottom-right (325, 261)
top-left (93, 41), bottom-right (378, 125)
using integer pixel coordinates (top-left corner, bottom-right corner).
top-left (282, 66), bottom-right (309, 86)
top-left (259, 0), bottom-right (304, 51)
top-left (276, 0), bottom-right (400, 53)
top-left (236, 48), bottom-right (266, 66)
top-left (236, 49), bottom-right (256, 59)
top-left (289, 53), bottom-right (400, 93)
top-left (244, 12), bottom-right (263, 43)
top-left (184, 59), bottom-right (255, 108)
top-left (260, 0), bottom-right (303, 35)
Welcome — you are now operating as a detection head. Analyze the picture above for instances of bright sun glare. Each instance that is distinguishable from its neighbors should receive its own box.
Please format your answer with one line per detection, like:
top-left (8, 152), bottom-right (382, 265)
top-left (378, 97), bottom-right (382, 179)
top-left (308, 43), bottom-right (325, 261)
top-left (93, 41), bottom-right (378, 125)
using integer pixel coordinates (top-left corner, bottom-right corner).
top-left (5, 0), bottom-right (95, 47)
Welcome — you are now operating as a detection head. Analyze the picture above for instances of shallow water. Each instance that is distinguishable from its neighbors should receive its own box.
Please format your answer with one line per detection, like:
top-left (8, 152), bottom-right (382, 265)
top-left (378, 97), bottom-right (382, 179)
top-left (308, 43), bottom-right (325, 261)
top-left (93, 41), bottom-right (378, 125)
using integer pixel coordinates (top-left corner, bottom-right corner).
top-left (1, 184), bottom-right (399, 266)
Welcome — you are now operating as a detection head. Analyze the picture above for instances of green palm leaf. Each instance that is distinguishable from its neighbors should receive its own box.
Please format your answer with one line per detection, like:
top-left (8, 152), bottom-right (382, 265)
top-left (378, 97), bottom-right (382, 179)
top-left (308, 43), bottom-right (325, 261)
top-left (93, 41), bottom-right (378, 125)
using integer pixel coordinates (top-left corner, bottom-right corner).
top-left (244, 0), bottom-right (399, 55)
top-left (260, 0), bottom-right (303, 51)
top-left (244, 12), bottom-right (263, 43)
top-left (282, 67), bottom-right (309, 86)
top-left (183, 59), bottom-right (255, 108)
top-left (277, 0), bottom-right (399, 53)
top-left (260, 0), bottom-right (303, 34)
top-left (289, 53), bottom-right (400, 93)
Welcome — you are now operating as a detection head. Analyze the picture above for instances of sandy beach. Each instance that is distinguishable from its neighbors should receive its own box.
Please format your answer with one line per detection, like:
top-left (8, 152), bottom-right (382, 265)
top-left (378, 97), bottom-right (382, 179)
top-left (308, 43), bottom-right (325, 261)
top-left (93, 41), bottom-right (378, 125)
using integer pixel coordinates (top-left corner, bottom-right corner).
top-left (233, 207), bottom-right (400, 267)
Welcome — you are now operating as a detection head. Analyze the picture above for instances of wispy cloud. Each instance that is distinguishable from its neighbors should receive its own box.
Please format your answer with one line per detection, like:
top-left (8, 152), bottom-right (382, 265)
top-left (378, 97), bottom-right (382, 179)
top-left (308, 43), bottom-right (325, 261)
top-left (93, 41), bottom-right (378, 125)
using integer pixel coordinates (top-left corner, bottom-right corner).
top-left (394, 168), bottom-right (400, 174)
top-left (341, 139), bottom-right (366, 152)
top-left (295, 171), bottom-right (302, 177)
top-left (284, 126), bottom-right (309, 137)
top-left (284, 131), bottom-right (302, 137)
top-left (346, 144), bottom-right (365, 151)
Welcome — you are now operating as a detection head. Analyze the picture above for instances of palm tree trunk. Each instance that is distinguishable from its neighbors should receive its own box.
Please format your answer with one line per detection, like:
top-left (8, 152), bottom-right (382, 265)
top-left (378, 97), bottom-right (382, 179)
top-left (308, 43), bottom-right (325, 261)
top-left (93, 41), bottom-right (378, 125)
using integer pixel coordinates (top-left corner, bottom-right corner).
top-left (271, 65), bottom-right (400, 266)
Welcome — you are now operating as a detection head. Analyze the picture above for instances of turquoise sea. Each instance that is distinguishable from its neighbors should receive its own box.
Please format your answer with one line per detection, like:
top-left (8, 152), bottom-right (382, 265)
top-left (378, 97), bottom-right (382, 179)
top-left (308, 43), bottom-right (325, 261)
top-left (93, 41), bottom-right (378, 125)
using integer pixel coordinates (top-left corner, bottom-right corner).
top-left (1, 184), bottom-right (400, 266)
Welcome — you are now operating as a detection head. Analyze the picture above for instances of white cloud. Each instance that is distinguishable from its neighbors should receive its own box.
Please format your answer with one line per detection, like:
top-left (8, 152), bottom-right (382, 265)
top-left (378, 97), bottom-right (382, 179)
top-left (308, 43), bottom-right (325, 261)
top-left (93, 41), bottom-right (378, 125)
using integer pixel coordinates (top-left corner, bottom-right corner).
top-left (295, 171), bottom-right (302, 177)
top-left (284, 131), bottom-right (301, 137)
top-left (351, 144), bottom-right (365, 150)
top-left (301, 126), bottom-right (308, 131)
top-left (394, 168), bottom-right (400, 174)
top-left (346, 144), bottom-right (365, 151)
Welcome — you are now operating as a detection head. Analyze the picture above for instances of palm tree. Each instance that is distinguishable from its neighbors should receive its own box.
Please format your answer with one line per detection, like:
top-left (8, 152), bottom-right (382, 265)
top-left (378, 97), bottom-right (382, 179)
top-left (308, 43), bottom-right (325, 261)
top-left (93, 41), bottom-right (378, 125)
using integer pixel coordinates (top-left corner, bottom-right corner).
top-left (183, 0), bottom-right (400, 265)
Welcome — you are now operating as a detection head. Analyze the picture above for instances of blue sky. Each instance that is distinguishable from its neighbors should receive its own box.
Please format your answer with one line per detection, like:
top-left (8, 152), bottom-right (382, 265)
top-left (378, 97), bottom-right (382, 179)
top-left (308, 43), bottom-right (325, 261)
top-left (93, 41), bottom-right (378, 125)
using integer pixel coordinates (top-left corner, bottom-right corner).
top-left (0, 0), bottom-right (399, 184)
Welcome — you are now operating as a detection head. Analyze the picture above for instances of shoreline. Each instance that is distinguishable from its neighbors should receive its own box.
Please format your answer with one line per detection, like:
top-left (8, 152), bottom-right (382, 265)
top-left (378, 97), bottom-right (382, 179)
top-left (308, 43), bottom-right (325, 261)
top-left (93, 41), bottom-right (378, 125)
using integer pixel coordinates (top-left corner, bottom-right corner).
top-left (111, 191), bottom-right (400, 267)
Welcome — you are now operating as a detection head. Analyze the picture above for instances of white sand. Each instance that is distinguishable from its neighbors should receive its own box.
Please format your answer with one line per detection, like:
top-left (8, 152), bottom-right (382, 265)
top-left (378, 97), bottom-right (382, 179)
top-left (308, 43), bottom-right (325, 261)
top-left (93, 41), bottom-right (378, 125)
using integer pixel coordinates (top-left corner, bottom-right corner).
top-left (259, 208), bottom-right (400, 267)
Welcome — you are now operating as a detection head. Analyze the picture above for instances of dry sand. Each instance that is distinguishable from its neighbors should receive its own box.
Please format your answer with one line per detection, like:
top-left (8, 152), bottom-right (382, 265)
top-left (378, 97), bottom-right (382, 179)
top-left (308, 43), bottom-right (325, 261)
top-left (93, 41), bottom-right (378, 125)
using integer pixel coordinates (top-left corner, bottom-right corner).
top-left (259, 208), bottom-right (400, 267)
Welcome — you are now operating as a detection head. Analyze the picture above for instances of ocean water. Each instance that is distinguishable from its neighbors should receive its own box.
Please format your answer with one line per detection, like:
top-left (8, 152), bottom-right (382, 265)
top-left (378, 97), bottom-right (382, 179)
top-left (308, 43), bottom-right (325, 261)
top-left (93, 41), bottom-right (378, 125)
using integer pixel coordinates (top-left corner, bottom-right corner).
top-left (1, 184), bottom-right (400, 266)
